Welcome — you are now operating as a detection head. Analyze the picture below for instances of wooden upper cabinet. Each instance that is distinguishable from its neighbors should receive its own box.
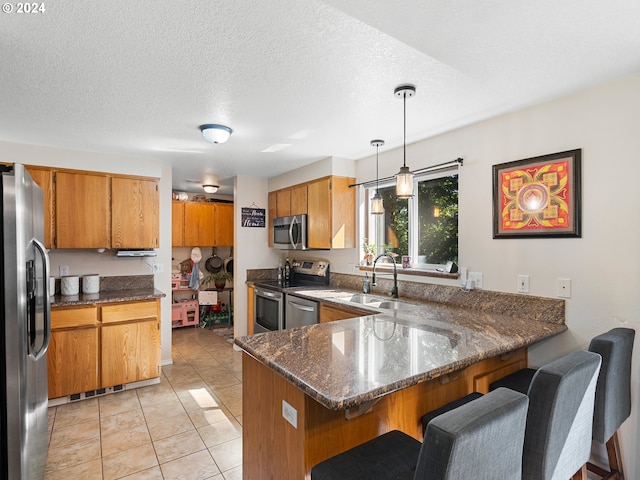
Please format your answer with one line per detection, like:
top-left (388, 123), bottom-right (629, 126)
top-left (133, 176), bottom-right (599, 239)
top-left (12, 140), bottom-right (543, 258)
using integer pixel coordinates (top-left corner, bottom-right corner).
top-left (276, 190), bottom-right (291, 217)
top-left (111, 177), bottom-right (159, 249)
top-left (172, 201), bottom-right (185, 246)
top-left (55, 171), bottom-right (111, 249)
top-left (290, 185), bottom-right (308, 216)
top-left (214, 203), bottom-right (234, 246)
top-left (26, 166), bottom-right (55, 249)
top-left (268, 191), bottom-right (277, 247)
top-left (307, 176), bottom-right (355, 249)
top-left (184, 202), bottom-right (216, 246)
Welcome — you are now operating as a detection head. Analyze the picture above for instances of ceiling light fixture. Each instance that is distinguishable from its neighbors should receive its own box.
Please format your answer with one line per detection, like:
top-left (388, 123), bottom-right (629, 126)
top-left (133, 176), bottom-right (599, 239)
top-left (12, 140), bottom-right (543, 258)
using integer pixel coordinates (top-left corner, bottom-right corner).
top-left (199, 124), bottom-right (233, 144)
top-left (203, 184), bottom-right (219, 194)
top-left (370, 139), bottom-right (385, 215)
top-left (394, 84), bottom-right (416, 198)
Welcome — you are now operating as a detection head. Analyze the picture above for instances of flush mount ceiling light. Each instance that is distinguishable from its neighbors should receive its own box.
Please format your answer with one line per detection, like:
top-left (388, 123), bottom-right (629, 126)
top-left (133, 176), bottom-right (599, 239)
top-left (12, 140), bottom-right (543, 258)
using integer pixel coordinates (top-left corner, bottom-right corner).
top-left (370, 139), bottom-right (385, 215)
top-left (199, 124), bottom-right (233, 144)
top-left (394, 84), bottom-right (416, 198)
top-left (203, 184), bottom-right (219, 194)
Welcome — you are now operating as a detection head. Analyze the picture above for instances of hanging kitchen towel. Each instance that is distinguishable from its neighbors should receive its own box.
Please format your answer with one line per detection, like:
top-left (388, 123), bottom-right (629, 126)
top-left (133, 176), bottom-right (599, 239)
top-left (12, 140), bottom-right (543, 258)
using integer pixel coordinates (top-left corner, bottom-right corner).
top-left (189, 247), bottom-right (202, 290)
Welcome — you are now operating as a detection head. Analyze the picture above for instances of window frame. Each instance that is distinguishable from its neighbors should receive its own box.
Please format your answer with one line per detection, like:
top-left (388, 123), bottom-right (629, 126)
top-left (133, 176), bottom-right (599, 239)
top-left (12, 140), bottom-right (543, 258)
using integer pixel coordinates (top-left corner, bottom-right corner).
top-left (363, 166), bottom-right (459, 271)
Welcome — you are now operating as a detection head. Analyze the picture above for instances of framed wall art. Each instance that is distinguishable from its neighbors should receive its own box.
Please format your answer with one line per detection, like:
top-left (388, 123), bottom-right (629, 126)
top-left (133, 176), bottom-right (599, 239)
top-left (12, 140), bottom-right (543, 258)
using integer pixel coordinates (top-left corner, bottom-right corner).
top-left (492, 149), bottom-right (581, 238)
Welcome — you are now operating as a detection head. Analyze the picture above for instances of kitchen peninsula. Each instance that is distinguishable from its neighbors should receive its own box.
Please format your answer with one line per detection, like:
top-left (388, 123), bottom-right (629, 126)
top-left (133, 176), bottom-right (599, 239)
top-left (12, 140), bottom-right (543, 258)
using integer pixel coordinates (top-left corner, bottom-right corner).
top-left (235, 288), bottom-right (567, 480)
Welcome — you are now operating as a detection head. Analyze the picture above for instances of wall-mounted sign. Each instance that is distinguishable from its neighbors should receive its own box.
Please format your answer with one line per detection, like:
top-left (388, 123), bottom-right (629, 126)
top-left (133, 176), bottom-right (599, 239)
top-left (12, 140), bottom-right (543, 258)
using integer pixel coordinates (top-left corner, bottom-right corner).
top-left (241, 207), bottom-right (266, 228)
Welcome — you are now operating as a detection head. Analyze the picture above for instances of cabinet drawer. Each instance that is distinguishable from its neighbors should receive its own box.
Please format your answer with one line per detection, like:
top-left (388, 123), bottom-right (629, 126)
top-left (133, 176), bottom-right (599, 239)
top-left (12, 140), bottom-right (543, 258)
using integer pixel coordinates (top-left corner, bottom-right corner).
top-left (51, 306), bottom-right (98, 329)
top-left (102, 300), bottom-right (158, 324)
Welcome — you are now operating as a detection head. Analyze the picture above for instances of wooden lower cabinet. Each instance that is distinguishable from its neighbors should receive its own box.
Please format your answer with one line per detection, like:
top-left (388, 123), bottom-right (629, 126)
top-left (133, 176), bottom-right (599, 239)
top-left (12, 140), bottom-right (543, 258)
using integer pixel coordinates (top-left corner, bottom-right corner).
top-left (101, 319), bottom-right (160, 386)
top-left (48, 299), bottom-right (160, 399)
top-left (319, 302), bottom-right (374, 323)
top-left (48, 328), bottom-right (99, 399)
top-left (242, 348), bottom-right (527, 479)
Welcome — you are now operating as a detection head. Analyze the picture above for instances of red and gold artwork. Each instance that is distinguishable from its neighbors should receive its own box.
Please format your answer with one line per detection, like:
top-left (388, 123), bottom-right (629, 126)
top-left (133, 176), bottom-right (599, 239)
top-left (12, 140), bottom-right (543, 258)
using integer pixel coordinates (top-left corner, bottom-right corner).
top-left (493, 150), bottom-right (581, 238)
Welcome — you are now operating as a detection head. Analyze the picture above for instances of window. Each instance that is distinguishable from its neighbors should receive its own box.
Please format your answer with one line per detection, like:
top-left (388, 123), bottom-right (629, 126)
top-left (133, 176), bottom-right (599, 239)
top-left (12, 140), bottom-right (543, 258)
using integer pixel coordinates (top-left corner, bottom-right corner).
top-left (365, 170), bottom-right (458, 269)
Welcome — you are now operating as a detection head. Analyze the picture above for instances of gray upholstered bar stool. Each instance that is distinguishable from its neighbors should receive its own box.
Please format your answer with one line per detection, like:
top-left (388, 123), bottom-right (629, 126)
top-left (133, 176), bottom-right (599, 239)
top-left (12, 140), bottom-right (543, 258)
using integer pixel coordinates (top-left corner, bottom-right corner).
top-left (420, 350), bottom-right (602, 480)
top-left (490, 328), bottom-right (635, 479)
top-left (311, 388), bottom-right (529, 480)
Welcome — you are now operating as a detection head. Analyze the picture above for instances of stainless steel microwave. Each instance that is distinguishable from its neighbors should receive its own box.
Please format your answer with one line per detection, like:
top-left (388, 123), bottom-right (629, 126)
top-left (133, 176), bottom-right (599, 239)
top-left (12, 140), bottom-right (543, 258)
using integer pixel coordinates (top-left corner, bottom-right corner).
top-left (273, 214), bottom-right (308, 250)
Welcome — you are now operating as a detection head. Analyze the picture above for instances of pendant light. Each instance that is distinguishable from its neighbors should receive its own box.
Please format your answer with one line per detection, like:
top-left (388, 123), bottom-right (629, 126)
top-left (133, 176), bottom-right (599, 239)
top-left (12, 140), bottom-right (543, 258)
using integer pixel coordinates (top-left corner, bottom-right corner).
top-left (394, 84), bottom-right (416, 198)
top-left (370, 139), bottom-right (385, 215)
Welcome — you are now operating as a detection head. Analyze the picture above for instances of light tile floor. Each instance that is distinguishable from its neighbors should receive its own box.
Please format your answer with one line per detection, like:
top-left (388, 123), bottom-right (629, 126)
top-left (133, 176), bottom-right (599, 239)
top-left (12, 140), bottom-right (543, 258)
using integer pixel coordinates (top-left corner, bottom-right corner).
top-left (45, 327), bottom-right (243, 480)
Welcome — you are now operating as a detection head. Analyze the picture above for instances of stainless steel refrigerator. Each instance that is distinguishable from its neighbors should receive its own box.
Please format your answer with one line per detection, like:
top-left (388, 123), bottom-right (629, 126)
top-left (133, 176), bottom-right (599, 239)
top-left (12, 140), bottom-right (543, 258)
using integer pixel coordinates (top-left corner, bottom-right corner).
top-left (1, 164), bottom-right (51, 479)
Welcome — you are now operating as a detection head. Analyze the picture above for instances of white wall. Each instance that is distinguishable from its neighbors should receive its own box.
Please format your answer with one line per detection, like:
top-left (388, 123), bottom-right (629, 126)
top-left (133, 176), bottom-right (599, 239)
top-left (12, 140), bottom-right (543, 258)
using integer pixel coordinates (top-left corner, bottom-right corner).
top-left (233, 176), bottom-right (280, 338)
top-left (0, 141), bottom-right (174, 364)
top-left (347, 73), bottom-right (640, 477)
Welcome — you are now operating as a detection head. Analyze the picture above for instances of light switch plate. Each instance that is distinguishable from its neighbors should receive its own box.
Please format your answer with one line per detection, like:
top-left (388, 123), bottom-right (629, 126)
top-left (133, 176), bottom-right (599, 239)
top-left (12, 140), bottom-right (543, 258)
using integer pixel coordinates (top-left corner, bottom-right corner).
top-left (517, 275), bottom-right (529, 293)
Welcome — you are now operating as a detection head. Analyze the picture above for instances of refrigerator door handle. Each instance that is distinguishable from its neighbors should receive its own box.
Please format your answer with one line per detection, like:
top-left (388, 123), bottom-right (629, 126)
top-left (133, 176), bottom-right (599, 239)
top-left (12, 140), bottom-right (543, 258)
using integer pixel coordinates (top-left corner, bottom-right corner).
top-left (31, 237), bottom-right (51, 360)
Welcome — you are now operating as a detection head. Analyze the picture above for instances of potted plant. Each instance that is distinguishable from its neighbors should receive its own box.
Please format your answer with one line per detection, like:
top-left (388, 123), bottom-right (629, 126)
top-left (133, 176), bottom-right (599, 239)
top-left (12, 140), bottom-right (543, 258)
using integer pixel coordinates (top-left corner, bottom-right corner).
top-left (362, 239), bottom-right (377, 266)
top-left (204, 271), bottom-right (233, 291)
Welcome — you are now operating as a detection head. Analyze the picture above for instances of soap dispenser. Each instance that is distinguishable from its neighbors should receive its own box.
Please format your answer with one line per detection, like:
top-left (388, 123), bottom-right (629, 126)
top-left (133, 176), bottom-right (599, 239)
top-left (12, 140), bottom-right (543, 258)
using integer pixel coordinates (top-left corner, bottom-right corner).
top-left (363, 273), bottom-right (371, 294)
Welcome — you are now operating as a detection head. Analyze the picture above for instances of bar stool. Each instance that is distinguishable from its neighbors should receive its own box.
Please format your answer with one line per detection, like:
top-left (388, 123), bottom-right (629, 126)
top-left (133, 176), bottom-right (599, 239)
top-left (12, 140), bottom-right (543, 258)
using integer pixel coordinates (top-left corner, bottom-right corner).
top-left (420, 350), bottom-right (601, 480)
top-left (490, 328), bottom-right (635, 479)
top-left (311, 388), bottom-right (529, 480)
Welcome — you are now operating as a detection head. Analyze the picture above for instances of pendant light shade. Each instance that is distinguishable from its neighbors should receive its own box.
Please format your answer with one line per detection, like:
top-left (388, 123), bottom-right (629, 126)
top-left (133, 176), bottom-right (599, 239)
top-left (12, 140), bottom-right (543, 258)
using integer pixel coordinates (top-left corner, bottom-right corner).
top-left (370, 139), bottom-right (385, 215)
top-left (394, 84), bottom-right (416, 198)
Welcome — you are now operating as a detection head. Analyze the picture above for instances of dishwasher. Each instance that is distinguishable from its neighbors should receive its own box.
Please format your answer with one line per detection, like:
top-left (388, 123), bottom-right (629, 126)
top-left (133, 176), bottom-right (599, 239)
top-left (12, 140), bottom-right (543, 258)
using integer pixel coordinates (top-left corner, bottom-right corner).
top-left (284, 294), bottom-right (319, 329)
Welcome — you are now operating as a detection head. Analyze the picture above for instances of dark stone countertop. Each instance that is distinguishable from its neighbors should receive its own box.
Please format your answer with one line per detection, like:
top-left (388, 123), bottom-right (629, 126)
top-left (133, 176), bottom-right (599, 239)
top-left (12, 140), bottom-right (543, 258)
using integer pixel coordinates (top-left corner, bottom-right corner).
top-left (235, 287), bottom-right (567, 411)
top-left (51, 288), bottom-right (165, 308)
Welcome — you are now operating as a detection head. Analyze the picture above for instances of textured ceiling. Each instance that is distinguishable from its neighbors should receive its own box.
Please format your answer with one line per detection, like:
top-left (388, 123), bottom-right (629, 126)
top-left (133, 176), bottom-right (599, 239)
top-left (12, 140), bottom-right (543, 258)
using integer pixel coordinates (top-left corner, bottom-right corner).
top-left (1, 0), bottom-right (639, 194)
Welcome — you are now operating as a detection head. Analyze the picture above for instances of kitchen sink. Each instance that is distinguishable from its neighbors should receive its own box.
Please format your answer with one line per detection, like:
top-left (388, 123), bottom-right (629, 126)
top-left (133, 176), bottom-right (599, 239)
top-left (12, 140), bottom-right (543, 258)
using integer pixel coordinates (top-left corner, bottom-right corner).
top-left (345, 294), bottom-right (377, 304)
top-left (373, 301), bottom-right (416, 311)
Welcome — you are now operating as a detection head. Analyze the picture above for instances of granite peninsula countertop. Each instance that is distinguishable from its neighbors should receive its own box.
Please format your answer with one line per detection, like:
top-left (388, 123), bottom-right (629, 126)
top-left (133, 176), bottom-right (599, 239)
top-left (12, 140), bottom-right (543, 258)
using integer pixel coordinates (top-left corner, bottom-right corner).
top-left (235, 288), bottom-right (567, 411)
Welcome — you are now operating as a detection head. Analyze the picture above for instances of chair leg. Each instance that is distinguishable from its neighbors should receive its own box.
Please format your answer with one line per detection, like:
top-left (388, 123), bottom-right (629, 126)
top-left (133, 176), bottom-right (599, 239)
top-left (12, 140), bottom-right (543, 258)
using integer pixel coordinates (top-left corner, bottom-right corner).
top-left (586, 431), bottom-right (624, 480)
top-left (571, 464), bottom-right (587, 479)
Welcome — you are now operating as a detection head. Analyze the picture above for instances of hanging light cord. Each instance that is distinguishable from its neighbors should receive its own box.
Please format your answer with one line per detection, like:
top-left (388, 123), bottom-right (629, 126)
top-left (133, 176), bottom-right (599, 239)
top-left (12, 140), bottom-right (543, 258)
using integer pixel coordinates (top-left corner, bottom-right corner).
top-left (376, 144), bottom-right (380, 192)
top-left (402, 92), bottom-right (407, 168)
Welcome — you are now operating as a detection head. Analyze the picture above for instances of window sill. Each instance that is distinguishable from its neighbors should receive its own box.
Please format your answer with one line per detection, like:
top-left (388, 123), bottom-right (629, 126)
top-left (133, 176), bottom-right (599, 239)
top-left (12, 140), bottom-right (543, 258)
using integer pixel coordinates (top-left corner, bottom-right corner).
top-left (357, 265), bottom-right (459, 280)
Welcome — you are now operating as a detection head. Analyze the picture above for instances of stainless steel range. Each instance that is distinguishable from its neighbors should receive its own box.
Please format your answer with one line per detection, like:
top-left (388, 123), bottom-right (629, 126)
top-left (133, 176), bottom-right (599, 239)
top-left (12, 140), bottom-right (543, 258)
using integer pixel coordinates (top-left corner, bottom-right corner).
top-left (253, 260), bottom-right (329, 334)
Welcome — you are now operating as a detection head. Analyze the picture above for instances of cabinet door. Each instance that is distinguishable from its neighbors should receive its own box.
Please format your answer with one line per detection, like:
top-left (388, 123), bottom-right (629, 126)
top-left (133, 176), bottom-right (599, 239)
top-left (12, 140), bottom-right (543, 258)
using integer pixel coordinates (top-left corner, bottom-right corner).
top-left (247, 285), bottom-right (255, 335)
top-left (172, 201), bottom-right (185, 246)
top-left (307, 178), bottom-right (332, 249)
top-left (55, 171), bottom-right (110, 248)
top-left (101, 319), bottom-right (160, 386)
top-left (47, 328), bottom-right (99, 398)
top-left (214, 203), bottom-right (234, 246)
top-left (319, 303), bottom-right (372, 323)
top-left (276, 189), bottom-right (291, 217)
top-left (26, 166), bottom-right (55, 249)
top-left (111, 177), bottom-right (159, 248)
top-left (268, 191), bottom-right (277, 247)
top-left (184, 202), bottom-right (215, 246)
top-left (290, 185), bottom-right (308, 216)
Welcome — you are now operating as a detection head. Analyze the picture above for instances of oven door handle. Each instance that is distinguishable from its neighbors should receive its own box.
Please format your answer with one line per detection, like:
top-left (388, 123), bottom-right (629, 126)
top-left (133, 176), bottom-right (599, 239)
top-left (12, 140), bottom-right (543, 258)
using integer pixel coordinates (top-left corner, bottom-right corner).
top-left (256, 289), bottom-right (281, 299)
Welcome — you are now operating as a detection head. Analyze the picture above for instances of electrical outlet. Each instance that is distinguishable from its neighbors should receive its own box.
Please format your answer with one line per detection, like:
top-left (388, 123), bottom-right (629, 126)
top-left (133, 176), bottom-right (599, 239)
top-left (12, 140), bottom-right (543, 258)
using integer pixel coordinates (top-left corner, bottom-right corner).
top-left (152, 263), bottom-right (163, 273)
top-left (517, 275), bottom-right (529, 293)
top-left (59, 265), bottom-right (69, 276)
top-left (468, 272), bottom-right (483, 289)
top-left (347, 263), bottom-right (356, 273)
top-left (557, 278), bottom-right (571, 298)
top-left (282, 400), bottom-right (298, 428)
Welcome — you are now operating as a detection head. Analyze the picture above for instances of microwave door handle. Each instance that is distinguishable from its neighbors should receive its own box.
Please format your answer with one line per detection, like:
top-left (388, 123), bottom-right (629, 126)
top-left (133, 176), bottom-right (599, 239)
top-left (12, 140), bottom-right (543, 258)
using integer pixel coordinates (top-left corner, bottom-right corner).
top-left (289, 217), bottom-right (298, 249)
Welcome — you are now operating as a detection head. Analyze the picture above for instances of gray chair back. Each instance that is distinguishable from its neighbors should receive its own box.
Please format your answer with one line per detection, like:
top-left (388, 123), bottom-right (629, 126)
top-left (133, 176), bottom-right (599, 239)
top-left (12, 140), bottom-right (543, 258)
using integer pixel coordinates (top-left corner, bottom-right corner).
top-left (523, 350), bottom-right (601, 480)
top-left (589, 328), bottom-right (635, 443)
top-left (415, 387), bottom-right (528, 480)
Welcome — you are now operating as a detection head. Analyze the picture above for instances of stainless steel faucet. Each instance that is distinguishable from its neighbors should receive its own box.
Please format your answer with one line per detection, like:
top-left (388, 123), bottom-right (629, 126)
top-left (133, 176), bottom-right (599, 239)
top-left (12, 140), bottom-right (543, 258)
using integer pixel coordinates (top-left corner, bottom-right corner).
top-left (372, 253), bottom-right (399, 298)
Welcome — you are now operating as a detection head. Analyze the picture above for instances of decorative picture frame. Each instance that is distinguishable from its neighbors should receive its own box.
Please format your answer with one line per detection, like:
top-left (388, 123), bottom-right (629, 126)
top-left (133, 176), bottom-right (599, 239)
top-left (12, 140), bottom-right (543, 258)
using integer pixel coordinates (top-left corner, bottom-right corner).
top-left (492, 149), bottom-right (581, 238)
